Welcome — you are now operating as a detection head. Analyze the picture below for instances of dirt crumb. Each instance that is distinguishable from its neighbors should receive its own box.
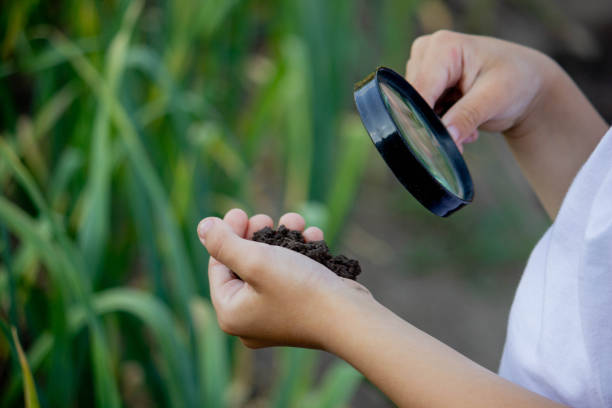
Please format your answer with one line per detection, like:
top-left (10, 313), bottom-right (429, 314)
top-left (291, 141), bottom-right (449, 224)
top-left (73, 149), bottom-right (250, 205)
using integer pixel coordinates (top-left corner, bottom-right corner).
top-left (252, 226), bottom-right (361, 280)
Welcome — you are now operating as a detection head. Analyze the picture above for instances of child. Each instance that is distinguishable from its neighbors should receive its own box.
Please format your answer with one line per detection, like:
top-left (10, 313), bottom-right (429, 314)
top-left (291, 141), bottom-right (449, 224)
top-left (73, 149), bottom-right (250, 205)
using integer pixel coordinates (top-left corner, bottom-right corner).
top-left (197, 31), bottom-right (610, 407)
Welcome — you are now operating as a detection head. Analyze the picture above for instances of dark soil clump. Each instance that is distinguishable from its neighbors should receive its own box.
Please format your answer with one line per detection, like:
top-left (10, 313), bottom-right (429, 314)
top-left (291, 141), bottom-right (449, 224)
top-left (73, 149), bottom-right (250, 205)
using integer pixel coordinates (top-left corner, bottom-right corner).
top-left (252, 226), bottom-right (361, 280)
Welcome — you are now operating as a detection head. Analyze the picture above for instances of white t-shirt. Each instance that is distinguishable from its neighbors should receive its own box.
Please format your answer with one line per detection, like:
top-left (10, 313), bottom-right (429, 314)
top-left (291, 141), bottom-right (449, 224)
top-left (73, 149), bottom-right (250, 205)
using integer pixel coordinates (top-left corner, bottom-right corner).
top-left (499, 127), bottom-right (612, 407)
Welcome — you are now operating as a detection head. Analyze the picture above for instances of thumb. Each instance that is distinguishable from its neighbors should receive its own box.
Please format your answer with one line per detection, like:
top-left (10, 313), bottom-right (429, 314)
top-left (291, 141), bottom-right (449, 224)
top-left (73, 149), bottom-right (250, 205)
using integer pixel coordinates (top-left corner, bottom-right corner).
top-left (441, 79), bottom-right (497, 146)
top-left (197, 217), bottom-right (263, 280)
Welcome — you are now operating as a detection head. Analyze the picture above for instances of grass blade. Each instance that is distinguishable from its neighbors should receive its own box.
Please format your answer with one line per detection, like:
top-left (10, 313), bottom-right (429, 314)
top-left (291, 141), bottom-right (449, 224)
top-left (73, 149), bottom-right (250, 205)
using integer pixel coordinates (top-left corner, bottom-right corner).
top-left (11, 327), bottom-right (41, 408)
top-left (16, 118), bottom-right (46, 184)
top-left (281, 36), bottom-right (312, 210)
top-left (191, 297), bottom-right (229, 408)
top-left (0, 138), bottom-right (46, 213)
top-left (240, 57), bottom-right (286, 160)
top-left (49, 147), bottom-right (83, 209)
top-left (1, 224), bottom-right (18, 326)
top-left (323, 114), bottom-right (370, 246)
top-left (196, 0), bottom-right (242, 38)
top-left (302, 361), bottom-right (362, 408)
top-left (270, 348), bottom-right (318, 408)
top-left (1, 333), bottom-right (53, 407)
top-left (32, 81), bottom-right (78, 140)
top-left (90, 288), bottom-right (197, 407)
top-left (90, 324), bottom-right (120, 408)
top-left (77, 96), bottom-right (111, 279)
top-left (189, 122), bottom-right (246, 180)
top-left (78, 0), bottom-right (143, 281)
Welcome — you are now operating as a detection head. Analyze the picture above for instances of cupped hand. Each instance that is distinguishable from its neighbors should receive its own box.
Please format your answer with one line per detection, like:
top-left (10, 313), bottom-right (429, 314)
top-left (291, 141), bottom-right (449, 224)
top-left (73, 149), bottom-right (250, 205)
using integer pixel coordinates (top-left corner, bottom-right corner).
top-left (406, 30), bottom-right (561, 151)
top-left (197, 209), bottom-right (372, 350)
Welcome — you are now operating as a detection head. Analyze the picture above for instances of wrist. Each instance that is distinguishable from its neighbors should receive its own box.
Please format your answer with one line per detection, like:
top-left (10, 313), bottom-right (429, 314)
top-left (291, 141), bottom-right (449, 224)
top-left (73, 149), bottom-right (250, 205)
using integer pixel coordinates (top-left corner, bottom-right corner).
top-left (318, 286), bottom-right (389, 355)
top-left (505, 54), bottom-right (565, 140)
top-left (501, 53), bottom-right (607, 218)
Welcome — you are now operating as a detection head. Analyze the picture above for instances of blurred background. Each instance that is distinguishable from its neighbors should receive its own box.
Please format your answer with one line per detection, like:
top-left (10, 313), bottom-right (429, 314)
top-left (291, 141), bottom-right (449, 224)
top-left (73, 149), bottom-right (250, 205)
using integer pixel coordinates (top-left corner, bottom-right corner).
top-left (1, 0), bottom-right (610, 406)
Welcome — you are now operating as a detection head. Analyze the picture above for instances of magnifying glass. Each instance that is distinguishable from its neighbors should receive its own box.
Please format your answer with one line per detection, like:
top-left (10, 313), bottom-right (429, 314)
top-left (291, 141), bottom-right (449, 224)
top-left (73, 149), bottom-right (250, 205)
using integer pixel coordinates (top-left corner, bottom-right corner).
top-left (354, 67), bottom-right (474, 217)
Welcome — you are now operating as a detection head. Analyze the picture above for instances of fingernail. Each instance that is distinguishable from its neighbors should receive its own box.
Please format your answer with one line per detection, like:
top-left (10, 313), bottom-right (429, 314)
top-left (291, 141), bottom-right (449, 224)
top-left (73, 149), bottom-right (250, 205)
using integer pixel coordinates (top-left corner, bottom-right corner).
top-left (197, 218), bottom-right (216, 242)
top-left (446, 125), bottom-right (460, 142)
top-left (465, 134), bottom-right (477, 144)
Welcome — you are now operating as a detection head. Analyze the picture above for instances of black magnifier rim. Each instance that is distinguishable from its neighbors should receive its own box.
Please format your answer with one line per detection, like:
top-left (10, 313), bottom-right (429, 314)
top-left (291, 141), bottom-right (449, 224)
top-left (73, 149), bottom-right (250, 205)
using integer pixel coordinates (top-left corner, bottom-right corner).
top-left (354, 66), bottom-right (474, 217)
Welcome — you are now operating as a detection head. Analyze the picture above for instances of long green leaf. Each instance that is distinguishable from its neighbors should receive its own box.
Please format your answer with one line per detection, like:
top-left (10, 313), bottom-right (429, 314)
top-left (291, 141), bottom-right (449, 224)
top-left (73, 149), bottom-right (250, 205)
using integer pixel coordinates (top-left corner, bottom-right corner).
top-left (49, 147), bottom-right (83, 209)
top-left (0, 138), bottom-right (46, 213)
top-left (90, 323), bottom-right (120, 408)
top-left (1, 224), bottom-right (18, 326)
top-left (78, 0), bottom-right (143, 281)
top-left (89, 288), bottom-right (196, 407)
top-left (11, 327), bottom-right (41, 408)
top-left (281, 36), bottom-right (312, 211)
top-left (0, 197), bottom-right (72, 293)
top-left (0, 33), bottom-right (100, 79)
top-left (191, 297), bottom-right (229, 408)
top-left (324, 114), bottom-right (370, 246)
top-left (196, 0), bottom-right (242, 38)
top-left (240, 55), bottom-right (286, 160)
top-left (302, 361), bottom-right (362, 408)
top-left (32, 81), bottom-right (78, 140)
top-left (271, 348), bottom-right (318, 408)
top-left (2, 333), bottom-right (53, 407)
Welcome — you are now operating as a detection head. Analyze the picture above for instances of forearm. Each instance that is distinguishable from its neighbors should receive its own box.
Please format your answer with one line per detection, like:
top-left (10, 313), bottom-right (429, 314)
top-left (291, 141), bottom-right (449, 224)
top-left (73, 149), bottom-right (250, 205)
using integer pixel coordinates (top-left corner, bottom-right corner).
top-left (505, 60), bottom-right (608, 219)
top-left (323, 296), bottom-right (565, 408)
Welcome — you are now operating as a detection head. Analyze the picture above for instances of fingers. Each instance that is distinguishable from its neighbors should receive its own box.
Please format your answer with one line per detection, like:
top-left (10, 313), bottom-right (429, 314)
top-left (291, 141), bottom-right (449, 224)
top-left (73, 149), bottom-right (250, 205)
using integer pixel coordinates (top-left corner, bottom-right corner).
top-left (441, 77), bottom-right (498, 145)
top-left (208, 259), bottom-right (244, 303)
top-left (249, 212), bottom-right (318, 242)
top-left (303, 226), bottom-right (323, 242)
top-left (208, 209), bottom-right (249, 271)
top-left (198, 217), bottom-right (268, 283)
top-left (249, 212), bottom-right (321, 242)
top-left (406, 30), bottom-right (493, 144)
top-left (206, 208), bottom-right (248, 299)
top-left (246, 214), bottom-right (274, 239)
top-left (278, 212), bottom-right (306, 232)
top-left (239, 336), bottom-right (269, 349)
top-left (198, 211), bottom-right (322, 288)
top-left (464, 129), bottom-right (480, 144)
top-left (247, 212), bottom-right (307, 239)
top-left (406, 31), bottom-right (465, 108)
top-left (223, 208), bottom-right (249, 238)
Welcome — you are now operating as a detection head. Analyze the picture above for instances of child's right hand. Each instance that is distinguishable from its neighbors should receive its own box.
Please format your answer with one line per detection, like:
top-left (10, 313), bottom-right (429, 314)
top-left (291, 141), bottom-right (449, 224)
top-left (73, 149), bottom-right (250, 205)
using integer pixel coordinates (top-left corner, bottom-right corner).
top-left (407, 31), bottom-right (607, 218)
top-left (405, 30), bottom-right (560, 149)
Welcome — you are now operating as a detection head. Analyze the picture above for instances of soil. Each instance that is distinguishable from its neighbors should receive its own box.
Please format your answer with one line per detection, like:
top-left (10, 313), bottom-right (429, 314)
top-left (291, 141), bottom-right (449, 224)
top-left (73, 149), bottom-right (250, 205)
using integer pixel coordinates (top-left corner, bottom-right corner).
top-left (252, 226), bottom-right (361, 280)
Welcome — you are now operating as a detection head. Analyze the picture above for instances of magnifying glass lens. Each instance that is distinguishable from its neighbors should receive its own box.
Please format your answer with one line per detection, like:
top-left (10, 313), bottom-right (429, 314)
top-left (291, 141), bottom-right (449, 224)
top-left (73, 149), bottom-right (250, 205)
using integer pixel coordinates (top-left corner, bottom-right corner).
top-left (354, 67), bottom-right (474, 217)
top-left (379, 81), bottom-right (464, 197)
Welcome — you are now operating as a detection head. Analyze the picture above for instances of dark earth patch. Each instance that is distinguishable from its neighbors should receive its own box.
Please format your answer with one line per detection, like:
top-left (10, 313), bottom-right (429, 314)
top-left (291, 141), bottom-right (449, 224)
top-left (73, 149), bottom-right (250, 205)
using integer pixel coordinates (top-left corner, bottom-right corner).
top-left (252, 226), bottom-right (361, 280)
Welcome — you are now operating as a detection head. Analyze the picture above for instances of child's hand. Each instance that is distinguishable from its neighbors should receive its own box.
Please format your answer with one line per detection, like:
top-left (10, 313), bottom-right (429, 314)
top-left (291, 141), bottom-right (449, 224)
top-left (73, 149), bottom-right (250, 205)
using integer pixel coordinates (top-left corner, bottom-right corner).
top-left (406, 30), bottom-right (559, 149)
top-left (197, 208), bottom-right (373, 350)
top-left (407, 31), bottom-right (607, 217)
top-left (197, 212), bottom-right (566, 408)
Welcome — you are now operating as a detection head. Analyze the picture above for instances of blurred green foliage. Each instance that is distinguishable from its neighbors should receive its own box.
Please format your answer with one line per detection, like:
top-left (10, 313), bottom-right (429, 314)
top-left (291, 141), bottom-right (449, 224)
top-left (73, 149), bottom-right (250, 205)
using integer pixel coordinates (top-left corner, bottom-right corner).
top-left (0, 0), bottom-right (424, 406)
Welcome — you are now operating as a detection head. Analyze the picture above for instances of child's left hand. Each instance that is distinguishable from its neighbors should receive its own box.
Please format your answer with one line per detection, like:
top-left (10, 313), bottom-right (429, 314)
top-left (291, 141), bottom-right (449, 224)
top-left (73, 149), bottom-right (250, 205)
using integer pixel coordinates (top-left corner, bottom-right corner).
top-left (197, 208), bottom-right (374, 350)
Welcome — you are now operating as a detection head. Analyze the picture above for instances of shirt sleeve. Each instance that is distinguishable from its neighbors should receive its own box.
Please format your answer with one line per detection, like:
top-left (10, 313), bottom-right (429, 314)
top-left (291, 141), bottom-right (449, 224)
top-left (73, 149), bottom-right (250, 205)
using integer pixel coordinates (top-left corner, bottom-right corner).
top-left (579, 156), bottom-right (612, 407)
top-left (499, 126), bottom-right (612, 407)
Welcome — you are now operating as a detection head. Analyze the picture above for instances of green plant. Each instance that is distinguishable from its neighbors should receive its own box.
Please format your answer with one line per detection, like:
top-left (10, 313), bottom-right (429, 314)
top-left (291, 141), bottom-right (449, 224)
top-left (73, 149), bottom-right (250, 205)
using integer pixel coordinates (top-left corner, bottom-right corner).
top-left (0, 0), bottom-right (424, 406)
